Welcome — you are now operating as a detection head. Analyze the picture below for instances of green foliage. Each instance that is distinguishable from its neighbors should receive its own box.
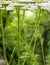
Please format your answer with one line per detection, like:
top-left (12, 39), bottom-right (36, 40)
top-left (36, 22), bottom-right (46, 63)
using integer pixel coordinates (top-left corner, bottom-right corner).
top-left (0, 6), bottom-right (50, 65)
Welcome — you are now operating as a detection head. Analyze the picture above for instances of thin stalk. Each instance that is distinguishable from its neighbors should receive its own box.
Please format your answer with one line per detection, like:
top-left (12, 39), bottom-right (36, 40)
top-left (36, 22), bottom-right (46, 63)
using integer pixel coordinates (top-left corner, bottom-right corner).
top-left (21, 10), bottom-right (26, 65)
top-left (40, 38), bottom-right (45, 65)
top-left (29, 34), bottom-right (34, 46)
top-left (1, 9), bottom-right (9, 65)
top-left (37, 6), bottom-right (41, 24)
top-left (22, 10), bottom-right (25, 27)
top-left (17, 7), bottom-right (20, 65)
top-left (21, 10), bottom-right (25, 37)
top-left (9, 46), bottom-right (16, 65)
top-left (33, 37), bottom-right (37, 53)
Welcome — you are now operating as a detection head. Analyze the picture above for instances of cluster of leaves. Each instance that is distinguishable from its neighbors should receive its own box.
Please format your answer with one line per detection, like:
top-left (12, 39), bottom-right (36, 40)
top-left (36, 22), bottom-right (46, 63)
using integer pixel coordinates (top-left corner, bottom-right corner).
top-left (0, 6), bottom-right (50, 65)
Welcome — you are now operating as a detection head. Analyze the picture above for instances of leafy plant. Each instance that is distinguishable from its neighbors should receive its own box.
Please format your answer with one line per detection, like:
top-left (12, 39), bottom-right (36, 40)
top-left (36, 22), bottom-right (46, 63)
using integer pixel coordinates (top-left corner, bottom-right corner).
top-left (0, 3), bottom-right (50, 65)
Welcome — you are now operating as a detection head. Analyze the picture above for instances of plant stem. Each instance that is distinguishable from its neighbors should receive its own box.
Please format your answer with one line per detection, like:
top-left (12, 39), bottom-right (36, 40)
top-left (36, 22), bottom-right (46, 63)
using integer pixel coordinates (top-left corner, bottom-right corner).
top-left (40, 38), bottom-right (45, 65)
top-left (9, 47), bottom-right (16, 65)
top-left (17, 7), bottom-right (20, 65)
top-left (33, 37), bottom-right (37, 53)
top-left (0, 9), bottom-right (9, 65)
top-left (22, 10), bottom-right (25, 27)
